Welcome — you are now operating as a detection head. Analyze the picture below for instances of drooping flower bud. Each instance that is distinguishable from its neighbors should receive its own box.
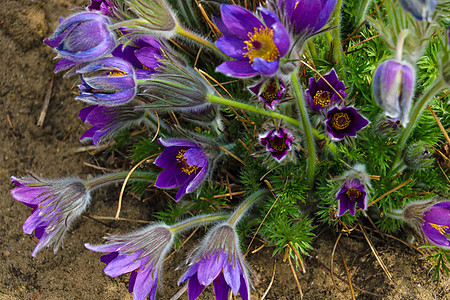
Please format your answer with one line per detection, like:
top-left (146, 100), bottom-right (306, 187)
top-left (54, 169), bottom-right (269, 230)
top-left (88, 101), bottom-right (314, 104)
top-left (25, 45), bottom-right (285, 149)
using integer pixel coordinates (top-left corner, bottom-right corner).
top-left (398, 0), bottom-right (436, 22)
top-left (373, 59), bottom-right (415, 126)
top-left (403, 142), bottom-right (434, 169)
top-left (305, 69), bottom-right (347, 112)
top-left (259, 127), bottom-right (294, 162)
top-left (76, 57), bottom-right (137, 106)
top-left (249, 77), bottom-right (285, 110)
top-left (10, 174), bottom-right (91, 256)
top-left (45, 12), bottom-right (116, 62)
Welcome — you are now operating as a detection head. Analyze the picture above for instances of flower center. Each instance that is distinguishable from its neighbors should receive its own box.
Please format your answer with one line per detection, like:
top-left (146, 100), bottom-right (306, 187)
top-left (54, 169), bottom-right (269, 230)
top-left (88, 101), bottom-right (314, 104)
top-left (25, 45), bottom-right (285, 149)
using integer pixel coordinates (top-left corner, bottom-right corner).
top-left (331, 112), bottom-right (351, 130)
top-left (268, 135), bottom-right (288, 152)
top-left (313, 90), bottom-right (331, 107)
top-left (243, 27), bottom-right (280, 65)
top-left (261, 80), bottom-right (281, 101)
top-left (108, 70), bottom-right (127, 76)
top-left (346, 188), bottom-right (361, 200)
top-left (176, 149), bottom-right (200, 175)
top-left (429, 223), bottom-right (450, 239)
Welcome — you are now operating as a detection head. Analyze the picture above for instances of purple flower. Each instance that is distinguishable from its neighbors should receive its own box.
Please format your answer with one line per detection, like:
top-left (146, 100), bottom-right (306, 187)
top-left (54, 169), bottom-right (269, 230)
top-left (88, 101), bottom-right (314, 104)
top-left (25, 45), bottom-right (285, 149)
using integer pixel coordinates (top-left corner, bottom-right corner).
top-left (76, 57), bottom-right (137, 106)
top-left (154, 139), bottom-right (209, 201)
top-left (215, 5), bottom-right (290, 77)
top-left (88, 0), bottom-right (114, 16)
top-left (373, 59), bottom-right (415, 126)
top-left (45, 12), bottom-right (116, 62)
top-left (398, 0), bottom-right (436, 21)
top-left (78, 104), bottom-right (145, 145)
top-left (85, 224), bottom-right (174, 300)
top-left (325, 106), bottom-right (369, 140)
top-left (422, 202), bottom-right (450, 249)
top-left (336, 179), bottom-right (367, 216)
top-left (178, 224), bottom-right (251, 300)
top-left (305, 69), bottom-right (347, 112)
top-left (281, 0), bottom-right (337, 35)
top-left (112, 36), bottom-right (163, 79)
top-left (260, 128), bottom-right (293, 162)
top-left (10, 174), bottom-right (91, 256)
top-left (249, 77), bottom-right (285, 110)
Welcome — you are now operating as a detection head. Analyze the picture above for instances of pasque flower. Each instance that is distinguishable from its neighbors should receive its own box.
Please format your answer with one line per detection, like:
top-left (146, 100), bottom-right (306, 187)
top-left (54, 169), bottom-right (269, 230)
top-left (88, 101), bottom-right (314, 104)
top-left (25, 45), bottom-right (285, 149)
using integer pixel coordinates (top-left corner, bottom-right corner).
top-left (155, 139), bottom-right (209, 201)
top-left (10, 174), bottom-right (91, 256)
top-left (76, 57), bottom-right (137, 106)
top-left (88, 0), bottom-right (114, 16)
top-left (85, 224), bottom-right (174, 300)
top-left (112, 36), bottom-right (163, 79)
top-left (215, 5), bottom-right (290, 77)
top-left (78, 103), bottom-right (145, 145)
top-left (281, 0), bottom-right (337, 35)
top-left (373, 59), bottom-right (415, 126)
top-left (45, 12), bottom-right (116, 62)
top-left (325, 106), bottom-right (369, 140)
top-left (305, 69), bottom-right (347, 112)
top-left (178, 223), bottom-right (251, 300)
top-left (249, 77), bottom-right (285, 110)
top-left (337, 179), bottom-right (368, 216)
top-left (260, 128), bottom-right (293, 162)
top-left (398, 0), bottom-right (436, 21)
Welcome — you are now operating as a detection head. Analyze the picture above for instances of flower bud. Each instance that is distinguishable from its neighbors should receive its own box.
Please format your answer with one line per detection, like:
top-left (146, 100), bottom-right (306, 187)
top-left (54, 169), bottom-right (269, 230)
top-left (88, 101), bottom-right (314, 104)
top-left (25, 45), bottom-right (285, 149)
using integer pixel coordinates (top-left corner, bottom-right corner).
top-left (398, 0), bottom-right (436, 22)
top-left (403, 142), bottom-right (434, 169)
top-left (373, 59), bottom-right (415, 127)
top-left (373, 115), bottom-right (401, 138)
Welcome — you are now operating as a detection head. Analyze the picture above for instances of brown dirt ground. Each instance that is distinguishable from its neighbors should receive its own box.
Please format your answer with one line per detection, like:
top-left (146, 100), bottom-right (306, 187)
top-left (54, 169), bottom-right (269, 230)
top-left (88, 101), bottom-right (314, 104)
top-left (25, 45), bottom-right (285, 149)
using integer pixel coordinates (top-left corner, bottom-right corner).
top-left (1, 0), bottom-right (450, 299)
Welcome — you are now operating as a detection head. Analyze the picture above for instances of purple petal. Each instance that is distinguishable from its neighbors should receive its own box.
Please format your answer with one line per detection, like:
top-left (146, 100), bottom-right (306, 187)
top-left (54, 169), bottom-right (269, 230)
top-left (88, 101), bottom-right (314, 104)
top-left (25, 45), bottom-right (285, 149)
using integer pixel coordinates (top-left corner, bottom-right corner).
top-left (103, 251), bottom-right (142, 277)
top-left (11, 186), bottom-right (49, 206)
top-left (213, 272), bottom-right (230, 300)
top-left (216, 60), bottom-right (259, 78)
top-left (197, 252), bottom-right (227, 286)
top-left (133, 263), bottom-right (158, 300)
top-left (423, 223), bottom-right (450, 248)
top-left (78, 105), bottom-right (97, 122)
top-left (76, 88), bottom-right (135, 106)
top-left (220, 5), bottom-right (264, 40)
top-left (129, 270), bottom-right (138, 293)
top-left (313, 0), bottom-right (337, 32)
top-left (159, 138), bottom-right (199, 148)
top-left (154, 146), bottom-right (184, 169)
top-left (271, 22), bottom-right (290, 57)
top-left (82, 76), bottom-right (135, 91)
top-left (155, 166), bottom-right (191, 189)
top-left (188, 274), bottom-right (206, 300)
top-left (252, 58), bottom-right (279, 76)
top-left (100, 252), bottom-right (119, 264)
top-left (222, 260), bottom-right (241, 294)
top-left (23, 210), bottom-right (47, 234)
top-left (185, 166), bottom-right (208, 194)
top-left (216, 37), bottom-right (247, 59)
top-left (239, 273), bottom-right (250, 300)
top-left (184, 148), bottom-right (207, 168)
top-left (424, 206), bottom-right (450, 225)
top-left (258, 7), bottom-right (280, 27)
top-left (179, 263), bottom-right (199, 285)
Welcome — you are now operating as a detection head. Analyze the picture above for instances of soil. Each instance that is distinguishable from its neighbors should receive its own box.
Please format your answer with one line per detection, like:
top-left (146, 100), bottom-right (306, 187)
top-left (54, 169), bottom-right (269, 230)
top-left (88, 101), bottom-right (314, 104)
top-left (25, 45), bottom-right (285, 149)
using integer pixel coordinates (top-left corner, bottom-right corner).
top-left (1, 0), bottom-right (449, 299)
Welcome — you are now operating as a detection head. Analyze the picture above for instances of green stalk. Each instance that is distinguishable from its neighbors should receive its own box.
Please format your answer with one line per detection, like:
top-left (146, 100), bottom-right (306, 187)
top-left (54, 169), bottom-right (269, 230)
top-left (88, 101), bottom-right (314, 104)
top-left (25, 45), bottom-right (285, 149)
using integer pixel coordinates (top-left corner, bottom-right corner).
top-left (175, 25), bottom-right (227, 59)
top-left (291, 71), bottom-right (316, 186)
top-left (85, 171), bottom-right (157, 191)
top-left (207, 93), bottom-right (338, 156)
top-left (306, 40), bottom-right (318, 60)
top-left (330, 0), bottom-right (347, 86)
top-left (170, 213), bottom-right (230, 233)
top-left (228, 190), bottom-right (268, 226)
top-left (207, 93), bottom-right (301, 126)
top-left (392, 78), bottom-right (446, 167)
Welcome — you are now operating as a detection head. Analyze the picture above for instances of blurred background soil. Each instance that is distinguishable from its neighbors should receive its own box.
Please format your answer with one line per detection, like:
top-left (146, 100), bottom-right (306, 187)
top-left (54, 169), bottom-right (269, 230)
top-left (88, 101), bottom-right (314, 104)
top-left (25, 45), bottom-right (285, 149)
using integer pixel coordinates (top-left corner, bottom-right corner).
top-left (0, 0), bottom-right (449, 299)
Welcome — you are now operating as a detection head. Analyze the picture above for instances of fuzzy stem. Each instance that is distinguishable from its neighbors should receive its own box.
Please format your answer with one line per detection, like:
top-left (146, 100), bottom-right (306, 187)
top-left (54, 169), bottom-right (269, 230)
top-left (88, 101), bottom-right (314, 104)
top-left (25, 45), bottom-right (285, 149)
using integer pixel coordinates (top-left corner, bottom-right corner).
top-left (392, 78), bottom-right (446, 167)
top-left (228, 189), bottom-right (268, 226)
top-left (306, 40), bottom-right (318, 59)
top-left (384, 209), bottom-right (404, 220)
top-left (395, 30), bottom-right (409, 61)
top-left (85, 171), bottom-right (157, 191)
top-left (355, 0), bottom-right (372, 26)
top-left (207, 93), bottom-right (300, 126)
top-left (175, 25), bottom-right (226, 58)
top-left (291, 71), bottom-right (316, 186)
top-left (330, 0), bottom-right (347, 86)
top-left (170, 213), bottom-right (230, 233)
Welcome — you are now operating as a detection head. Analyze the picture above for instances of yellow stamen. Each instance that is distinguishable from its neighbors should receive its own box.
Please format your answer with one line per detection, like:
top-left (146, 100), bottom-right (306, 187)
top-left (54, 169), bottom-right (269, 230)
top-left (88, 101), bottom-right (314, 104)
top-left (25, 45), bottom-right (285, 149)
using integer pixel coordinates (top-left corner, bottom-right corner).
top-left (331, 112), bottom-right (351, 130)
top-left (346, 188), bottom-right (361, 200)
top-left (313, 90), bottom-right (331, 107)
top-left (243, 27), bottom-right (280, 65)
top-left (429, 223), bottom-right (450, 236)
top-left (108, 70), bottom-right (126, 77)
top-left (176, 149), bottom-right (200, 175)
top-left (268, 135), bottom-right (288, 152)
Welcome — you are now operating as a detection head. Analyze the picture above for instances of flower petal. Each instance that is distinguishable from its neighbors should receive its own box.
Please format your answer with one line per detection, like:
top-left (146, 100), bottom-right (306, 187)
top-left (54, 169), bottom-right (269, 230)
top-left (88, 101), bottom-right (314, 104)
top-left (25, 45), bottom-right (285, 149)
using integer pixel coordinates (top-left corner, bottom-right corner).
top-left (216, 61), bottom-right (259, 78)
top-left (213, 272), bottom-right (230, 300)
top-left (220, 5), bottom-right (264, 40)
top-left (197, 252), bottom-right (226, 286)
top-left (188, 274), bottom-right (206, 300)
top-left (271, 22), bottom-right (290, 57)
top-left (216, 36), bottom-right (247, 59)
top-left (252, 58), bottom-right (279, 76)
top-left (133, 263), bottom-right (158, 300)
top-left (155, 166), bottom-right (191, 189)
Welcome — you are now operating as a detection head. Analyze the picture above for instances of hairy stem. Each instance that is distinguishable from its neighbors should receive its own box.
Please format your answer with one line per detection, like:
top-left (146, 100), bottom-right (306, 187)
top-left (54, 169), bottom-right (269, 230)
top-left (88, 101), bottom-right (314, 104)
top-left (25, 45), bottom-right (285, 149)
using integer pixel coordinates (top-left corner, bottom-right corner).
top-left (170, 213), bottom-right (230, 233)
top-left (228, 189), bottom-right (268, 226)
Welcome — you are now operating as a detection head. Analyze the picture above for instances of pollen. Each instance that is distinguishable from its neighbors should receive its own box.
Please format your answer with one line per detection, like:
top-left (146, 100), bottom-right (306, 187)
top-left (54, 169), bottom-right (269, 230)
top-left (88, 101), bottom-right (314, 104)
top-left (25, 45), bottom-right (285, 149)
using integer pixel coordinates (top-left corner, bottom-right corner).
top-left (268, 135), bottom-right (288, 152)
top-left (243, 27), bottom-right (280, 65)
top-left (429, 223), bottom-right (450, 237)
top-left (261, 80), bottom-right (281, 101)
top-left (313, 90), bottom-right (331, 107)
top-left (331, 112), bottom-right (351, 130)
top-left (176, 149), bottom-right (200, 175)
top-left (346, 188), bottom-right (362, 200)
